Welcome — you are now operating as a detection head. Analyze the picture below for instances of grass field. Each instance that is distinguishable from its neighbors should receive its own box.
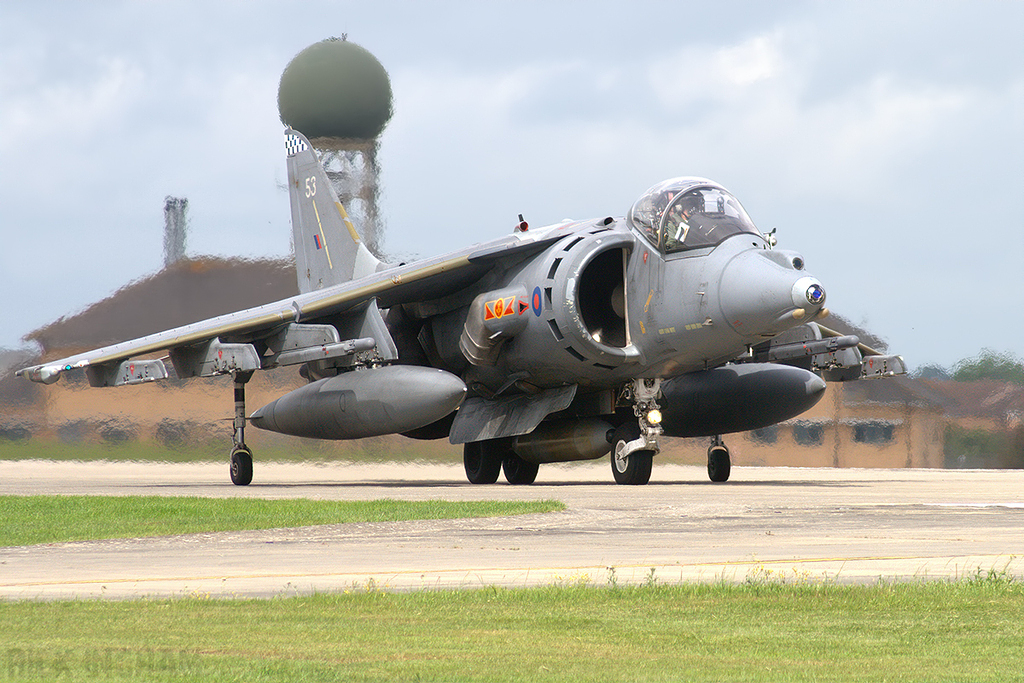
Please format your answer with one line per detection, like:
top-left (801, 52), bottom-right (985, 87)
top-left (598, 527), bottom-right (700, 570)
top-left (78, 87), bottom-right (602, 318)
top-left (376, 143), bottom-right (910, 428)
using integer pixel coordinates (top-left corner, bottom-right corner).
top-left (1, 577), bottom-right (1022, 682)
top-left (0, 496), bottom-right (564, 547)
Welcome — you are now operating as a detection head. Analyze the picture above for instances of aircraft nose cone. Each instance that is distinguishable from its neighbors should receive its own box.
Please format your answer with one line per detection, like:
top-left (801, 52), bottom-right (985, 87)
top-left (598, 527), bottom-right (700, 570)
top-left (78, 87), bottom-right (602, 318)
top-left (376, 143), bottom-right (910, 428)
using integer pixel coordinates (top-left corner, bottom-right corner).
top-left (719, 250), bottom-right (826, 337)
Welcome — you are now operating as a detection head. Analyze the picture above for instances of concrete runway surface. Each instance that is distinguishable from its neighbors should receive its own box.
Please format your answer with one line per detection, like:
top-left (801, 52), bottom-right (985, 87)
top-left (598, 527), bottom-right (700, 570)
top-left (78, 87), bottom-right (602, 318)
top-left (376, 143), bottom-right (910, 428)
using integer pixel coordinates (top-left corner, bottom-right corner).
top-left (1, 460), bottom-right (1022, 600)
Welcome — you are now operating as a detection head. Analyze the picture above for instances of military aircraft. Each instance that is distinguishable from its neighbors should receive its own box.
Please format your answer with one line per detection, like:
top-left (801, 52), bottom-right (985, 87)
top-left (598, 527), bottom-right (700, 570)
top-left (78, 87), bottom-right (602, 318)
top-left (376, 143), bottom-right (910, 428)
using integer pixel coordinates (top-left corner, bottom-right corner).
top-left (17, 128), bottom-right (905, 486)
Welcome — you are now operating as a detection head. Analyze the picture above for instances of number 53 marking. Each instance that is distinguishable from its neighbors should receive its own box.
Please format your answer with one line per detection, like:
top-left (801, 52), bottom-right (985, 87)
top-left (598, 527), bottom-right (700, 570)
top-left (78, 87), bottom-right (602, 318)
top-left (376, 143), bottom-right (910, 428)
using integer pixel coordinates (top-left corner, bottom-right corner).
top-left (304, 176), bottom-right (316, 198)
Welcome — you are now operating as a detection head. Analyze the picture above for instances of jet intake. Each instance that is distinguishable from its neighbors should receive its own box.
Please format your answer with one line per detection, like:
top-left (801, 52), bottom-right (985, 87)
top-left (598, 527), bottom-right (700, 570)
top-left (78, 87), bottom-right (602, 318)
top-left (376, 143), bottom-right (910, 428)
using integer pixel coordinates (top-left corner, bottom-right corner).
top-left (659, 363), bottom-right (826, 437)
top-left (512, 418), bottom-right (614, 464)
top-left (250, 365), bottom-right (467, 440)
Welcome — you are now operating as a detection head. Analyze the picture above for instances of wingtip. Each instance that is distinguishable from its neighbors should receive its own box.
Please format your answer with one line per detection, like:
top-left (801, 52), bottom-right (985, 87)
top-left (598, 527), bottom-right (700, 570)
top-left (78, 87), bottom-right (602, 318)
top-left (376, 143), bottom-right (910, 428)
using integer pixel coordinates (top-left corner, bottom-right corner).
top-left (16, 364), bottom-right (63, 385)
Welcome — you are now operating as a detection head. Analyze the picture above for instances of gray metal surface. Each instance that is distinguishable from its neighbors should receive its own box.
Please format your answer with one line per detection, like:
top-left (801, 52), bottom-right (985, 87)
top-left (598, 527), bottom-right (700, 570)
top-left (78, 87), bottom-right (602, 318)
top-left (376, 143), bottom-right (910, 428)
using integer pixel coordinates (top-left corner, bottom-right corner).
top-left (450, 385), bottom-right (577, 443)
top-left (249, 365), bottom-right (466, 439)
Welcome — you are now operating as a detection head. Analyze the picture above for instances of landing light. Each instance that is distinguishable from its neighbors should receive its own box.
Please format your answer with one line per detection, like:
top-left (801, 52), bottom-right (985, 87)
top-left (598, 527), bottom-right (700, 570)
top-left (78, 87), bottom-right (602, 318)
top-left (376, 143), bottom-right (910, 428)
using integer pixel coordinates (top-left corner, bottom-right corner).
top-left (647, 409), bottom-right (662, 425)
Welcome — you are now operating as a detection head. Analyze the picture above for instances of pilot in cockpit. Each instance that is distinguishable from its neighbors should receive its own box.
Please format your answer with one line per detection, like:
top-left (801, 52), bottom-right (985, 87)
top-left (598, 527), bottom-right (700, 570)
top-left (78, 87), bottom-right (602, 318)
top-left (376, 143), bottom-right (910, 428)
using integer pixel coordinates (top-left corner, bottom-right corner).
top-left (663, 194), bottom-right (700, 250)
top-left (629, 178), bottom-right (761, 254)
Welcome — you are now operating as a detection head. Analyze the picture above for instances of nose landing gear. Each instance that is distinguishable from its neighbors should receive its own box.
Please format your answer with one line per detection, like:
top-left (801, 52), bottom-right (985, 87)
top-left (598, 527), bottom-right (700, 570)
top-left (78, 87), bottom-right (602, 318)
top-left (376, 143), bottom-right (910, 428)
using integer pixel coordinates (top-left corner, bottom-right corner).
top-left (707, 435), bottom-right (731, 482)
top-left (611, 378), bottom-right (663, 485)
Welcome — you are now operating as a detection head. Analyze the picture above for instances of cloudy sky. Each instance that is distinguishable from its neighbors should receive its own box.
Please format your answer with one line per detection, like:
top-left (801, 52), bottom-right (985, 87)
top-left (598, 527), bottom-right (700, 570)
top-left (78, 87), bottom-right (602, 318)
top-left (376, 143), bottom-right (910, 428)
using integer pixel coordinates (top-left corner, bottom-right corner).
top-left (2, 1), bottom-right (1021, 371)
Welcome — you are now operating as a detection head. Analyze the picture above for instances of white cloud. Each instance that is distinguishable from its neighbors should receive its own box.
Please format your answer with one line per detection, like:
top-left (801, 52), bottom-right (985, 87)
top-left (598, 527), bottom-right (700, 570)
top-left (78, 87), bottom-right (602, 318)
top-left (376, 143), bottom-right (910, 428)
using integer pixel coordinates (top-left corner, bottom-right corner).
top-left (390, 60), bottom-right (586, 138)
top-left (719, 34), bottom-right (785, 87)
top-left (0, 57), bottom-right (145, 153)
top-left (631, 28), bottom-right (982, 203)
top-left (648, 31), bottom-right (790, 109)
top-left (787, 76), bottom-right (971, 185)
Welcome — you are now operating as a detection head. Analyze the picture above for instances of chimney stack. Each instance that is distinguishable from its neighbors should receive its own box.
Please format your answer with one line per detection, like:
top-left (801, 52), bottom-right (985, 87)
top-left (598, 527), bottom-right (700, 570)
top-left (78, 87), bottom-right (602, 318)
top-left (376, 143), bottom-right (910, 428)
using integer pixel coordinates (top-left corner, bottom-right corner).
top-left (163, 196), bottom-right (188, 268)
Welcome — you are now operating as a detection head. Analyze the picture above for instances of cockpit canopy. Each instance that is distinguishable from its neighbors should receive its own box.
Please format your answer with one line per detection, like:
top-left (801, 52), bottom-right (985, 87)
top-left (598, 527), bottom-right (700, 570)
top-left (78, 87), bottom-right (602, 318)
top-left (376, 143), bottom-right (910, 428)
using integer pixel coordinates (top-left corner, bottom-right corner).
top-left (628, 177), bottom-right (761, 253)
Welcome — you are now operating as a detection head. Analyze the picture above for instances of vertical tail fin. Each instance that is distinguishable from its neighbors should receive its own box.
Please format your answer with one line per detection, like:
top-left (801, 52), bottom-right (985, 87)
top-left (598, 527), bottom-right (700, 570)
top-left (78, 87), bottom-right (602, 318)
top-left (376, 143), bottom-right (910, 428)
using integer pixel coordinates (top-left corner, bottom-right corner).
top-left (285, 128), bottom-right (382, 293)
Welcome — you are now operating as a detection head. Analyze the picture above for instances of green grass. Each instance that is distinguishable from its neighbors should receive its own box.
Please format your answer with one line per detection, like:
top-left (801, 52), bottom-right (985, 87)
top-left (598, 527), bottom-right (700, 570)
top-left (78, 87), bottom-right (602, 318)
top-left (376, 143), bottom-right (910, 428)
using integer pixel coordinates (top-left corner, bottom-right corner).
top-left (0, 496), bottom-right (564, 547)
top-left (1, 579), bottom-right (1022, 682)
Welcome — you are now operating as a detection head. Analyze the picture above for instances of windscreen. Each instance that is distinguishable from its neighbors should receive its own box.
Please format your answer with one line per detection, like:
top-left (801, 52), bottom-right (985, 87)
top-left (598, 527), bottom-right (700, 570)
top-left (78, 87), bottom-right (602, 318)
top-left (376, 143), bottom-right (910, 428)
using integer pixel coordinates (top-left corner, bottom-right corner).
top-left (629, 179), bottom-right (760, 253)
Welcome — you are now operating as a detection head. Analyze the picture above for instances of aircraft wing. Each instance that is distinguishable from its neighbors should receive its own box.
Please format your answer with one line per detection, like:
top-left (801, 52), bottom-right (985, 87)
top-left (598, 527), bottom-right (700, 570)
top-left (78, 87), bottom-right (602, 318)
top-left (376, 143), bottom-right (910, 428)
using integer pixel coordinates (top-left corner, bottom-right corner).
top-left (16, 226), bottom-right (571, 387)
top-left (16, 124), bottom-right (595, 388)
top-left (812, 322), bottom-right (907, 379)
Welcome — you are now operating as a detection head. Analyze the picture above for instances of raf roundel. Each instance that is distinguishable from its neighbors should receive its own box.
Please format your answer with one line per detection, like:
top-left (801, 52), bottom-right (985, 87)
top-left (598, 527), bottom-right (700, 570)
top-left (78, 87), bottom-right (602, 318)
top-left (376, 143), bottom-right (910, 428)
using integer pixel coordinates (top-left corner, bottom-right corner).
top-left (532, 287), bottom-right (543, 316)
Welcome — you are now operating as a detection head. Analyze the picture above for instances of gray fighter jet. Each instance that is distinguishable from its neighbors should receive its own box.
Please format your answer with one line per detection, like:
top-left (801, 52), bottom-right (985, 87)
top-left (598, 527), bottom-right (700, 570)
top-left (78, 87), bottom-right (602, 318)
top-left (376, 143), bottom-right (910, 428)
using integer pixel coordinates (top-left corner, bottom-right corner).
top-left (18, 129), bottom-right (905, 485)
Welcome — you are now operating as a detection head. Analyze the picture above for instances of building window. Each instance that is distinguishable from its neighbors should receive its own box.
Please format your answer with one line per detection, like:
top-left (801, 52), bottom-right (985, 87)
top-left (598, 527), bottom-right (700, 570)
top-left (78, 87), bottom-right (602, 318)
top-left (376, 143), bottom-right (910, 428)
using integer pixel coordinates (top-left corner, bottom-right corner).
top-left (749, 426), bottom-right (778, 444)
top-left (793, 423), bottom-right (824, 446)
top-left (853, 422), bottom-right (895, 444)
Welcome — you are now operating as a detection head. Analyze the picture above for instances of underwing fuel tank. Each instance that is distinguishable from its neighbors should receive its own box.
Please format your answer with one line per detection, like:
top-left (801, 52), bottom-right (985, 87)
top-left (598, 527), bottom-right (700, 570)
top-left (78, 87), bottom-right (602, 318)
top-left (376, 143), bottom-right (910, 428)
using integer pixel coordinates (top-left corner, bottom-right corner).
top-left (249, 365), bottom-right (467, 440)
top-left (659, 363), bottom-right (826, 438)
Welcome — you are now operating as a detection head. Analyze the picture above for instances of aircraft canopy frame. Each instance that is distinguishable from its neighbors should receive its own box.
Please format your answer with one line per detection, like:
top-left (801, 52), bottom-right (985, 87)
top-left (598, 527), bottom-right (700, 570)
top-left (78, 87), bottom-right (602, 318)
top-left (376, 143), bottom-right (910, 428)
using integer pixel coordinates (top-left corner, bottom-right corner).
top-left (628, 177), bottom-right (761, 253)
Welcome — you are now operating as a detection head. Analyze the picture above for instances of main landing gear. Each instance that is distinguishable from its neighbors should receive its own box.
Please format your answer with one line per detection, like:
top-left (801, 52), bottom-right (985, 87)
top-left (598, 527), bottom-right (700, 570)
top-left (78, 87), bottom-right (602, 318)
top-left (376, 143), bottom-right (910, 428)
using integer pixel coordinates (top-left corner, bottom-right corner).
top-left (463, 438), bottom-right (540, 485)
top-left (707, 435), bottom-right (731, 482)
top-left (463, 440), bottom-right (501, 484)
top-left (229, 371), bottom-right (254, 486)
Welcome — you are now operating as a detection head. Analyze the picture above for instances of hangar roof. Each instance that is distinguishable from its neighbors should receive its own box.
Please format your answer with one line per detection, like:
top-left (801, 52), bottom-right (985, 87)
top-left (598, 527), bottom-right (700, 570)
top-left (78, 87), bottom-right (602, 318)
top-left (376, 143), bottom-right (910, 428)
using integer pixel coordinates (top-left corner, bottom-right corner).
top-left (26, 257), bottom-right (297, 358)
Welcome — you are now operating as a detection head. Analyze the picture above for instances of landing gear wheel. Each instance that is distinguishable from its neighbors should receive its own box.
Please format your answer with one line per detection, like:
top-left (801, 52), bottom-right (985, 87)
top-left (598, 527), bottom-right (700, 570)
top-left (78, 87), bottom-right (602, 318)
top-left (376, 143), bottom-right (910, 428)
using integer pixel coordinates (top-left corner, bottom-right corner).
top-left (229, 372), bottom-right (254, 486)
top-left (502, 452), bottom-right (539, 485)
top-left (230, 447), bottom-right (253, 486)
top-left (707, 444), bottom-right (731, 483)
top-left (610, 422), bottom-right (653, 486)
top-left (464, 441), bottom-right (502, 484)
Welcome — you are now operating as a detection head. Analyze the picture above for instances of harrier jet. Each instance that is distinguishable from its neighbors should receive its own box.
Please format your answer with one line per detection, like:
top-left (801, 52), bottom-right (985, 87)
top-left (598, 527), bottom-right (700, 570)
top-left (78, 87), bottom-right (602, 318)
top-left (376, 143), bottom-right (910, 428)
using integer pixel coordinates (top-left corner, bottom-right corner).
top-left (18, 129), bottom-right (905, 485)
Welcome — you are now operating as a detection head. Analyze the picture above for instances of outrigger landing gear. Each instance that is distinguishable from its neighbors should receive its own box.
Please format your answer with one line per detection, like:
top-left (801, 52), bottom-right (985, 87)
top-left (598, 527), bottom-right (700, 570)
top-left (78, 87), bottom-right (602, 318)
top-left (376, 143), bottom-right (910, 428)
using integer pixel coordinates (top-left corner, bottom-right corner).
top-left (611, 378), bottom-right (663, 485)
top-left (229, 371), bottom-right (254, 486)
top-left (707, 435), bottom-right (731, 483)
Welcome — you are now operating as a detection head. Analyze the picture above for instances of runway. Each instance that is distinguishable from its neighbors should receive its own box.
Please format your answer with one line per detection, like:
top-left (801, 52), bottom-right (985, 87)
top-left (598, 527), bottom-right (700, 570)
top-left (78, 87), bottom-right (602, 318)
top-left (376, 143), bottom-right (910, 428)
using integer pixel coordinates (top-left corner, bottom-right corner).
top-left (1, 460), bottom-right (1022, 600)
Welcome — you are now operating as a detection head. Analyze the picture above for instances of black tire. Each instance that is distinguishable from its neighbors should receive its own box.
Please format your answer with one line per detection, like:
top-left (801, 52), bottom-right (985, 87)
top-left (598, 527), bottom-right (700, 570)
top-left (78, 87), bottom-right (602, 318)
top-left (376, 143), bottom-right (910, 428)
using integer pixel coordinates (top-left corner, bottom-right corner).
top-left (502, 452), bottom-right (539, 485)
top-left (230, 447), bottom-right (253, 486)
top-left (464, 441), bottom-right (502, 484)
top-left (707, 445), bottom-right (731, 482)
top-left (610, 422), bottom-right (653, 485)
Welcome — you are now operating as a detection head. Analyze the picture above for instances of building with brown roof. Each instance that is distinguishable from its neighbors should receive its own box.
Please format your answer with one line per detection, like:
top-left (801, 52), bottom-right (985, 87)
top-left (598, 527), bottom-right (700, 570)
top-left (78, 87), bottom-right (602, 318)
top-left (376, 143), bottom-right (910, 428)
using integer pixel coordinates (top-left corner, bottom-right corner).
top-left (2, 256), bottom-right (306, 449)
top-left (26, 257), bottom-right (298, 357)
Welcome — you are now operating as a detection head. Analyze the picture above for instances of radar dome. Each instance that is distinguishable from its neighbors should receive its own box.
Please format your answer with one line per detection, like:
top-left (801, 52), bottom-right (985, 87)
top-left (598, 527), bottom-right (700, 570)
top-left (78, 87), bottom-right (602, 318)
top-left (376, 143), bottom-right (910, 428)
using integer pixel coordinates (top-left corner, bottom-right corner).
top-left (278, 38), bottom-right (393, 140)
